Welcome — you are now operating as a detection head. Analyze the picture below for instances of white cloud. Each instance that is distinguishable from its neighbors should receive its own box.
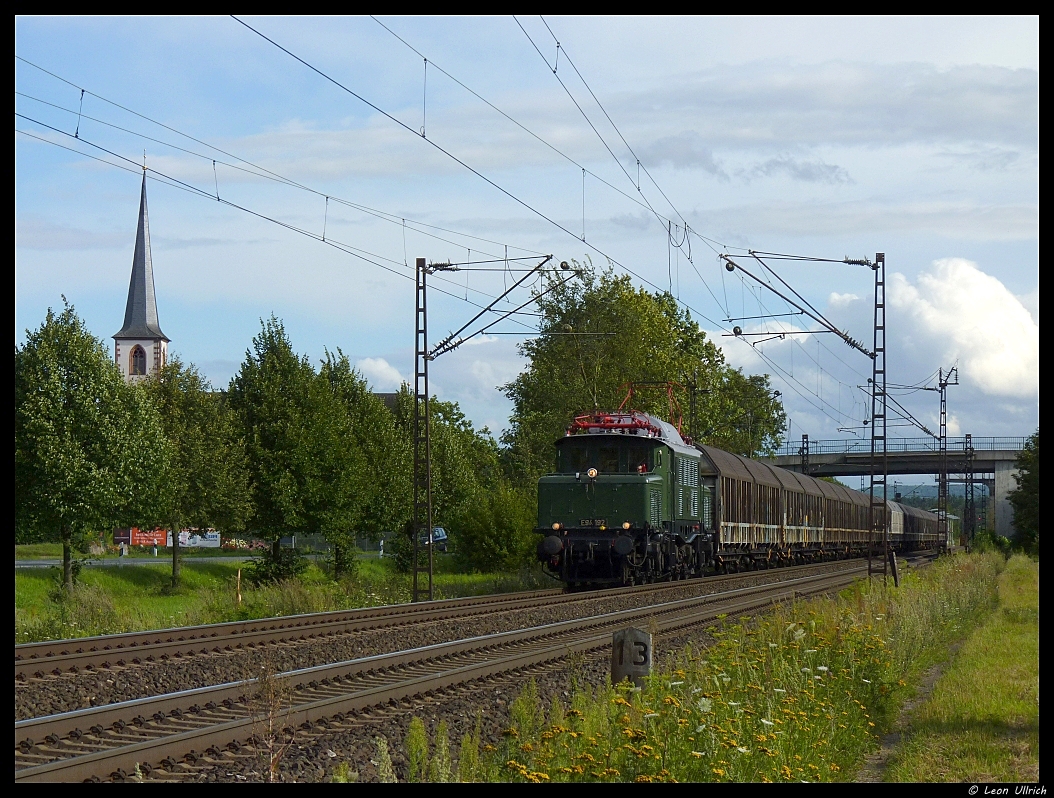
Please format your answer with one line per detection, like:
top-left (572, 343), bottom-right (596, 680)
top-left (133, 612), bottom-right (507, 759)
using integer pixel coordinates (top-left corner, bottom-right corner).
top-left (828, 292), bottom-right (860, 307)
top-left (890, 258), bottom-right (1038, 398)
top-left (356, 357), bottom-right (404, 390)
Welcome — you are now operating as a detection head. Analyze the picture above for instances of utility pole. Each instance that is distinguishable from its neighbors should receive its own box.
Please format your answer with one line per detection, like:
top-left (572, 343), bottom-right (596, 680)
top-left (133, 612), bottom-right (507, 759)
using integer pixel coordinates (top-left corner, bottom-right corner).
top-left (963, 433), bottom-right (975, 550)
top-left (411, 254), bottom-right (558, 601)
top-left (867, 254), bottom-right (888, 582)
top-left (936, 366), bottom-right (958, 551)
top-left (412, 257), bottom-right (436, 603)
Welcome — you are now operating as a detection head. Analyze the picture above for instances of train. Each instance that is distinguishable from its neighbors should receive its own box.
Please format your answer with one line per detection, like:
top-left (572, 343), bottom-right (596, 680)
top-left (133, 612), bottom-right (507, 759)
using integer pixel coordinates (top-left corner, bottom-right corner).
top-left (535, 411), bottom-right (943, 586)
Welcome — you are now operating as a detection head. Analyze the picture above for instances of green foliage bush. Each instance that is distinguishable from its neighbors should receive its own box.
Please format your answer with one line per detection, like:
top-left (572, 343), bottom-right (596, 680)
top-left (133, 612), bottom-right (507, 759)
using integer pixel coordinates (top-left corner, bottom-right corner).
top-left (245, 546), bottom-right (309, 585)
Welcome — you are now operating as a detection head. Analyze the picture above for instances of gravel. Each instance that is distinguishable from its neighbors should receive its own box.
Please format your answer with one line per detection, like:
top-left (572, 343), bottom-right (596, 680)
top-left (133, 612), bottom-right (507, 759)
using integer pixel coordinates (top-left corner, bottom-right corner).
top-left (16, 561), bottom-right (861, 722)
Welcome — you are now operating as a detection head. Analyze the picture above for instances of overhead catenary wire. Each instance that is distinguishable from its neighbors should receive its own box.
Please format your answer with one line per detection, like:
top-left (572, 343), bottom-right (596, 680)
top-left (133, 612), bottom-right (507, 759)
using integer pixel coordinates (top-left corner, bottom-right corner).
top-left (15, 122), bottom-right (542, 329)
top-left (230, 15), bottom-right (738, 339)
top-left (14, 60), bottom-right (546, 262)
top-left (18, 35), bottom-right (923, 438)
top-left (229, 17), bottom-right (898, 437)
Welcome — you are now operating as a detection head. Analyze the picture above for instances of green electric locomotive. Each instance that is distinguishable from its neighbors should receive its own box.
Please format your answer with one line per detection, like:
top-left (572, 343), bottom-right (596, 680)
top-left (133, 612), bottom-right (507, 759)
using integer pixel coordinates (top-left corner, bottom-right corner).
top-left (535, 411), bottom-right (941, 586)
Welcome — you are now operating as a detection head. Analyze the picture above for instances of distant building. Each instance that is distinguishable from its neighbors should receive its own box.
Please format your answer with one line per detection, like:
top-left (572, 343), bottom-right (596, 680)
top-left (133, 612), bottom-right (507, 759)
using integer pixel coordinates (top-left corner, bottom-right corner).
top-left (373, 392), bottom-right (400, 412)
top-left (113, 174), bottom-right (168, 382)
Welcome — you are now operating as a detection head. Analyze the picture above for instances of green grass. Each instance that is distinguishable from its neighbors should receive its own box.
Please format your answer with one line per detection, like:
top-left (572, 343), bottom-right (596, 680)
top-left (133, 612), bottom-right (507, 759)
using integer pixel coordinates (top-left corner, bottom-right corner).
top-left (14, 543), bottom-right (259, 560)
top-left (399, 552), bottom-right (1004, 783)
top-left (14, 543), bottom-right (65, 559)
top-left (14, 553), bottom-right (552, 644)
top-left (883, 555), bottom-right (1039, 782)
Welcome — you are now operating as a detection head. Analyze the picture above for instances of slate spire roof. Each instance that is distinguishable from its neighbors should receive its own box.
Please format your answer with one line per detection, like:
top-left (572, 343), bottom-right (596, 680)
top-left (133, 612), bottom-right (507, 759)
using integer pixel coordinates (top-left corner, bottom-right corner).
top-left (114, 174), bottom-right (168, 341)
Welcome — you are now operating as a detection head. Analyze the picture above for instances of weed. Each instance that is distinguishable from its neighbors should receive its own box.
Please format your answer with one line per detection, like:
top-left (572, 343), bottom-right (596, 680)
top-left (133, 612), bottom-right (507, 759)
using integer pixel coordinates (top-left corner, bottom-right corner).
top-left (429, 720), bottom-right (453, 782)
top-left (245, 654), bottom-right (295, 783)
top-left (374, 737), bottom-right (397, 783)
top-left (406, 716), bottom-right (431, 782)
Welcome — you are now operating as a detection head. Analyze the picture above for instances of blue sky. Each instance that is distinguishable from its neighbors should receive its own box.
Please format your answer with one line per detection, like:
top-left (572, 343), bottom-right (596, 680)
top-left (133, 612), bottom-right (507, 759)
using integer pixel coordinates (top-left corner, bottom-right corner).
top-left (15, 16), bottom-right (1038, 443)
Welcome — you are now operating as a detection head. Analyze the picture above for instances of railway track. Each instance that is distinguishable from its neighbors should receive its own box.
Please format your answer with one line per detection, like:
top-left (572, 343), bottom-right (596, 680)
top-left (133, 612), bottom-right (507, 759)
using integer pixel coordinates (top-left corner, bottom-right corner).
top-left (15, 563), bottom-right (879, 782)
top-left (15, 557), bottom-right (877, 682)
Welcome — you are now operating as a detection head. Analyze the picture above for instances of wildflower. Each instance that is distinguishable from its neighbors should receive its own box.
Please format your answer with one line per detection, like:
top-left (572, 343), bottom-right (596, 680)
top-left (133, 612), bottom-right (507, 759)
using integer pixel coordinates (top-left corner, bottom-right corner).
top-left (696, 725), bottom-right (706, 732)
top-left (690, 751), bottom-right (704, 758)
top-left (712, 768), bottom-right (726, 777)
top-left (696, 698), bottom-right (713, 713)
top-left (861, 679), bottom-right (871, 684)
top-left (814, 676), bottom-right (822, 680)
top-left (805, 649), bottom-right (817, 654)
top-left (769, 642), bottom-right (778, 648)
top-left (691, 687), bottom-right (703, 694)
top-left (761, 719), bottom-right (774, 726)
top-left (644, 713), bottom-right (660, 719)
top-left (774, 688), bottom-right (786, 693)
top-left (728, 701), bottom-right (740, 707)
top-left (817, 666), bottom-right (829, 672)
top-left (794, 629), bottom-right (806, 641)
top-left (801, 668), bottom-right (812, 673)
top-left (737, 747), bottom-right (750, 754)
top-left (669, 681), bottom-right (684, 686)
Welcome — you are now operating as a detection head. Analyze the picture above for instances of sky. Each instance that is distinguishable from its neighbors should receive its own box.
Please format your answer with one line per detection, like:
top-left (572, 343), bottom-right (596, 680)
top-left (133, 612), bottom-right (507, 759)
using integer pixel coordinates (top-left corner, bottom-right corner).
top-left (15, 15), bottom-right (1038, 450)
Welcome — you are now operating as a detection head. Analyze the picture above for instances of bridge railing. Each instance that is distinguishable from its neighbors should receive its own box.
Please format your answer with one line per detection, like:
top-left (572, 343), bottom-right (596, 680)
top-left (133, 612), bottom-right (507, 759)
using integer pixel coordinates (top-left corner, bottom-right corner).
top-left (769, 437), bottom-right (1027, 458)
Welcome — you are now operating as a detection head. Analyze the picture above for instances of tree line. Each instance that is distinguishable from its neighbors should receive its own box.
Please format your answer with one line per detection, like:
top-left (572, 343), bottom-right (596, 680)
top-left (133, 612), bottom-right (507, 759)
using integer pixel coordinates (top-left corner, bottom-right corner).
top-left (16, 267), bottom-right (793, 591)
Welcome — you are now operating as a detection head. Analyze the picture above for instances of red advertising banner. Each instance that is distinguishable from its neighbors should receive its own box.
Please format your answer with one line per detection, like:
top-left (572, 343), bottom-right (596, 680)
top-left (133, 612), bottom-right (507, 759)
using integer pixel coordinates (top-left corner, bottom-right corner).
top-left (113, 528), bottom-right (221, 547)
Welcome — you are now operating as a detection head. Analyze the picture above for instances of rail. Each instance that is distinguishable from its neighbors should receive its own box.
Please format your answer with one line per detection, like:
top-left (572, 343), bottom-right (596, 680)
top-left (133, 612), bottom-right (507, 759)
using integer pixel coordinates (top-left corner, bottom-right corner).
top-left (16, 563), bottom-right (884, 782)
top-left (768, 437), bottom-right (1028, 458)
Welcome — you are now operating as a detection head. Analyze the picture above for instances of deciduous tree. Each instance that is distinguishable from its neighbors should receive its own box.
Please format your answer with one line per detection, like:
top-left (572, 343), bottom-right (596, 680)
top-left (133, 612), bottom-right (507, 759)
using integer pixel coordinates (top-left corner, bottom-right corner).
top-left (1009, 429), bottom-right (1038, 553)
top-left (145, 357), bottom-right (250, 586)
top-left (15, 301), bottom-right (170, 589)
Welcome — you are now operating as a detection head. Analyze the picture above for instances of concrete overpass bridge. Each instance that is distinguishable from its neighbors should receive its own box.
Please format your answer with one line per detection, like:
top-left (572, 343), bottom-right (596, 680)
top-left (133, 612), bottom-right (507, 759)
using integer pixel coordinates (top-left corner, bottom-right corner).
top-left (761, 437), bottom-right (1027, 538)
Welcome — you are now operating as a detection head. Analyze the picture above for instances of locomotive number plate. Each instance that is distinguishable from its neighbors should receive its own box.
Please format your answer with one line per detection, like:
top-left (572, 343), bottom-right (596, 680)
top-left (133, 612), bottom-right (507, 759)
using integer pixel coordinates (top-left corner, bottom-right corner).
top-left (579, 519), bottom-right (608, 527)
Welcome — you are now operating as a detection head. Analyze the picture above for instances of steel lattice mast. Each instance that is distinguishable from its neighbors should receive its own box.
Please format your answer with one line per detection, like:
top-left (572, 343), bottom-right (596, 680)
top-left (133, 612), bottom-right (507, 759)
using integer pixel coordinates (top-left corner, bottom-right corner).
top-left (867, 254), bottom-right (888, 581)
top-left (412, 257), bottom-right (434, 603)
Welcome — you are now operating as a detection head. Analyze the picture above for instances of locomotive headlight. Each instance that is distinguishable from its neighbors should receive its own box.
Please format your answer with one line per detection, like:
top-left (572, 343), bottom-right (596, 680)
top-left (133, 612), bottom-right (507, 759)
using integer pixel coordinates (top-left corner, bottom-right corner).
top-left (622, 521), bottom-right (631, 530)
top-left (552, 522), bottom-right (561, 530)
top-left (587, 467), bottom-right (598, 479)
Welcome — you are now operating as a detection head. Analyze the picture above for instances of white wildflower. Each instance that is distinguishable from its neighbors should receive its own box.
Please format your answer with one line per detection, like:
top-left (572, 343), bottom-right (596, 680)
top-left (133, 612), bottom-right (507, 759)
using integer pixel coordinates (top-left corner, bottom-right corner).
top-left (761, 719), bottom-right (775, 726)
top-left (695, 725), bottom-right (706, 733)
top-left (801, 667), bottom-right (812, 673)
top-left (817, 666), bottom-right (829, 672)
top-left (793, 629), bottom-right (806, 641)
top-left (805, 649), bottom-right (817, 654)
top-left (769, 643), bottom-right (778, 648)
top-left (862, 679), bottom-right (872, 684)
top-left (669, 681), bottom-right (684, 687)
top-left (737, 747), bottom-right (750, 754)
top-left (696, 698), bottom-right (713, 713)
top-left (773, 688), bottom-right (786, 693)
top-left (728, 701), bottom-right (740, 707)
top-left (644, 713), bottom-right (659, 719)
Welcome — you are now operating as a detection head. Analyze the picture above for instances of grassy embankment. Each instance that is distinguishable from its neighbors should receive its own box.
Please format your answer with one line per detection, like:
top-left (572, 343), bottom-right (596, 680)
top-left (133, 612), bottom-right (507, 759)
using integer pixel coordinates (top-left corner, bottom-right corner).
top-left (392, 552), bottom-right (1005, 783)
top-left (883, 554), bottom-right (1038, 782)
top-left (14, 542), bottom-right (253, 559)
top-left (14, 553), bottom-right (552, 644)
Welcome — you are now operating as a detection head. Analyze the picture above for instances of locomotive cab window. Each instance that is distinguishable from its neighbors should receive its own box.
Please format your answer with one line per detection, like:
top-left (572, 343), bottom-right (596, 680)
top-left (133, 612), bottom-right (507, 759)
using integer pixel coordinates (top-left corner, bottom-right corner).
top-left (556, 439), bottom-right (659, 473)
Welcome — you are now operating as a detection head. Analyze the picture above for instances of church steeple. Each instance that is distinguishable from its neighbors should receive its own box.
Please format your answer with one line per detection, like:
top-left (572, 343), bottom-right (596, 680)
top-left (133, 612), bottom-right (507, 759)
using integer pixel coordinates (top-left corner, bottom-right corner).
top-left (114, 174), bottom-right (169, 382)
top-left (114, 174), bottom-right (168, 341)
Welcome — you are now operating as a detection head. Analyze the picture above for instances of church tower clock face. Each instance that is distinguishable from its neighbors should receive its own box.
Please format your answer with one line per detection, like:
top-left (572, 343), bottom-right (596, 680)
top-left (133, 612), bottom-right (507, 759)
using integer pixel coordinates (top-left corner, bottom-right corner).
top-left (113, 174), bottom-right (169, 383)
